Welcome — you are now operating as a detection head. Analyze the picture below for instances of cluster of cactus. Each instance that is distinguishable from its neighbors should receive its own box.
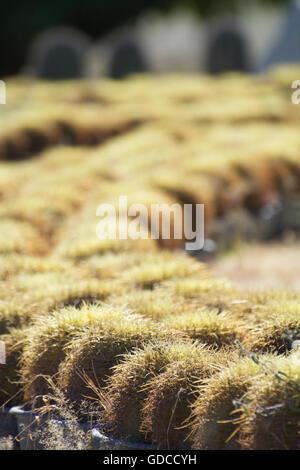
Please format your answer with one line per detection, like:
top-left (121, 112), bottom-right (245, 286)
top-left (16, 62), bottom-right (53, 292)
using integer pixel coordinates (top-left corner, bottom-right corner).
top-left (1, 253), bottom-right (300, 449)
top-left (1, 66), bottom-right (300, 449)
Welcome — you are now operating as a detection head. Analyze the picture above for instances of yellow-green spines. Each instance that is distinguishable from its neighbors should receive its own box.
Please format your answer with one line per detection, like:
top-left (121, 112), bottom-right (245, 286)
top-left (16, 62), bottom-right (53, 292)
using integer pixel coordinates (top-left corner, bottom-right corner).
top-left (20, 304), bottom-right (133, 403)
top-left (101, 341), bottom-right (199, 443)
top-left (190, 355), bottom-right (272, 450)
top-left (58, 316), bottom-right (185, 408)
top-left (163, 309), bottom-right (240, 347)
top-left (238, 352), bottom-right (300, 449)
top-left (141, 346), bottom-right (231, 449)
top-left (2, 70), bottom-right (300, 449)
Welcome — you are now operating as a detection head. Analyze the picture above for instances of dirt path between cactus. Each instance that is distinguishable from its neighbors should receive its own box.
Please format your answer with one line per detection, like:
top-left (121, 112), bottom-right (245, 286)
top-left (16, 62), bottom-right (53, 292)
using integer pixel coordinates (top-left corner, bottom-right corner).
top-left (209, 241), bottom-right (300, 290)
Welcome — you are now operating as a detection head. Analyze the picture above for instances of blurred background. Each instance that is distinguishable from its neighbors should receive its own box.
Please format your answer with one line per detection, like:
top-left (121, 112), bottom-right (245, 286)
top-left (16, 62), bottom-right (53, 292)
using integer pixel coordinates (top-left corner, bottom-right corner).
top-left (1, 0), bottom-right (300, 292)
top-left (1, 0), bottom-right (299, 79)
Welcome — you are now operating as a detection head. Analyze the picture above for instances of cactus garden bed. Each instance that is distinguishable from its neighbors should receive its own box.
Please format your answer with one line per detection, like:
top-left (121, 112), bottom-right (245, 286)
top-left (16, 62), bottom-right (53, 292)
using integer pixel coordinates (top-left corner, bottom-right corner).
top-left (1, 67), bottom-right (300, 449)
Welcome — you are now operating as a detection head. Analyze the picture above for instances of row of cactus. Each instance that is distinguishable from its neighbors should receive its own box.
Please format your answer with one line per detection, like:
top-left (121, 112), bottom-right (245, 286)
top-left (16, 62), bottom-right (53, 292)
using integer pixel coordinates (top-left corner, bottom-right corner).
top-left (1, 249), bottom-right (300, 449)
top-left (1, 67), bottom-right (300, 449)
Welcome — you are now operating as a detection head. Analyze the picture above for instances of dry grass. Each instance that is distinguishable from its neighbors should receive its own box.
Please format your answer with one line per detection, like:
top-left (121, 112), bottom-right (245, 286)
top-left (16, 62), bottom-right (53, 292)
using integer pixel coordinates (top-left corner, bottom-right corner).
top-left (0, 328), bottom-right (29, 407)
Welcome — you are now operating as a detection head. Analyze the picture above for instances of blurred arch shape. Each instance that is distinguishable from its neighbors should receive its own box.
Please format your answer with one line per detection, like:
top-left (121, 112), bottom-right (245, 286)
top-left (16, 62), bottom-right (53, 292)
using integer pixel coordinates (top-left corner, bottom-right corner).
top-left (107, 32), bottom-right (149, 79)
top-left (28, 27), bottom-right (90, 80)
top-left (206, 20), bottom-right (249, 74)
